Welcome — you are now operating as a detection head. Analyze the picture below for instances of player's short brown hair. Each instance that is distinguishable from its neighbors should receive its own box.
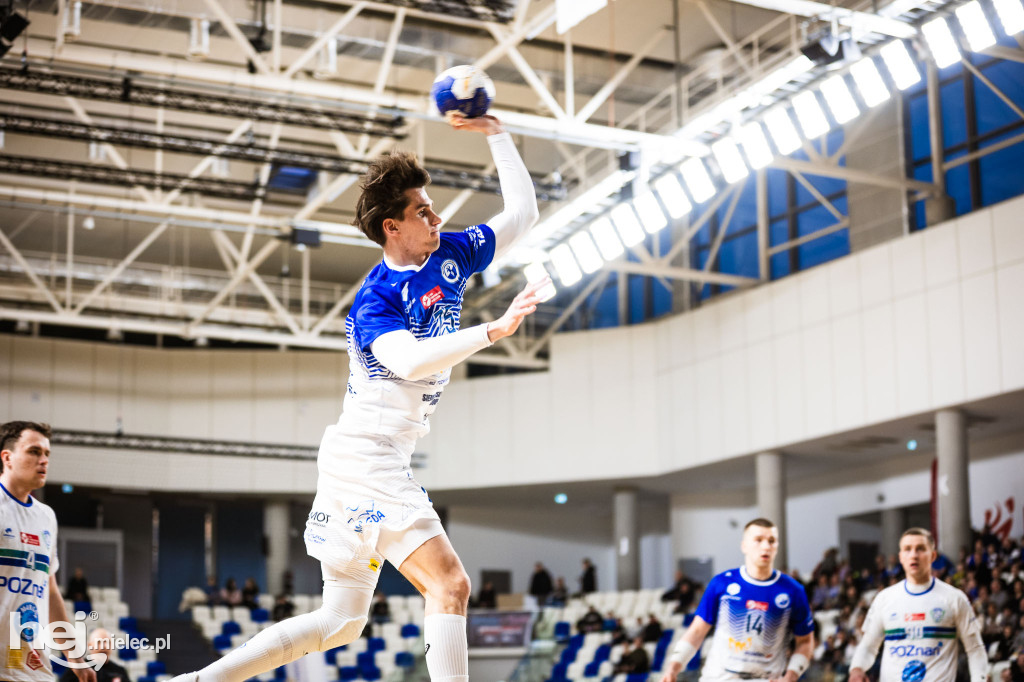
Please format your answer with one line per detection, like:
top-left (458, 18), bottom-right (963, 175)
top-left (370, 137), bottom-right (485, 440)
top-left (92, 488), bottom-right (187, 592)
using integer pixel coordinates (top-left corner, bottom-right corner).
top-left (900, 527), bottom-right (936, 548)
top-left (744, 518), bottom-right (776, 531)
top-left (0, 421), bottom-right (52, 473)
top-left (354, 151), bottom-right (432, 247)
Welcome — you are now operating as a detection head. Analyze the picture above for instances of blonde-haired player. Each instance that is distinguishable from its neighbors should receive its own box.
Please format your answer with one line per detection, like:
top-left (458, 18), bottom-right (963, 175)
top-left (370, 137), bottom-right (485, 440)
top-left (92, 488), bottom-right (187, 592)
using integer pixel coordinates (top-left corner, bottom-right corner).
top-left (849, 528), bottom-right (986, 682)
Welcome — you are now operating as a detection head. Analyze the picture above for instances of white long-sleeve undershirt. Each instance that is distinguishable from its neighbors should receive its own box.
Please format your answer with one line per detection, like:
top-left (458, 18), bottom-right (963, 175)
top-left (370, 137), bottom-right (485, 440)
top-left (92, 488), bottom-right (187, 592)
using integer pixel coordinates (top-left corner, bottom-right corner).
top-left (484, 131), bottom-right (539, 260)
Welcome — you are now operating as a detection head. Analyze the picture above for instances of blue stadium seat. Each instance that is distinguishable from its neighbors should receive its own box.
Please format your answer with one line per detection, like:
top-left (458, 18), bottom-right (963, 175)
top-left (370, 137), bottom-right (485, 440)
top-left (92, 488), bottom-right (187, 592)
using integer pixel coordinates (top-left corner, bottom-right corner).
top-left (558, 647), bottom-right (578, 664)
top-left (147, 661), bottom-right (167, 676)
top-left (251, 608), bottom-right (270, 623)
top-left (683, 613), bottom-right (696, 627)
top-left (395, 652), bottom-right (414, 668)
top-left (73, 600), bottom-right (92, 614)
top-left (212, 634), bottom-right (233, 651)
top-left (274, 666), bottom-right (286, 680)
top-left (119, 617), bottom-right (137, 631)
top-left (553, 621), bottom-right (571, 641)
top-left (366, 637), bottom-right (386, 653)
top-left (52, 658), bottom-right (67, 676)
top-left (594, 644), bottom-right (611, 662)
top-left (360, 664), bottom-right (382, 681)
top-left (584, 661), bottom-right (603, 677)
top-left (222, 621), bottom-right (242, 636)
top-left (568, 634), bottom-right (584, 649)
top-left (602, 618), bottom-right (617, 631)
top-left (626, 674), bottom-right (648, 682)
top-left (356, 651), bottom-right (376, 668)
top-left (118, 647), bottom-right (138, 661)
top-left (136, 676), bottom-right (158, 682)
top-left (548, 662), bottom-right (568, 681)
top-left (338, 666), bottom-right (359, 681)
top-left (325, 646), bottom-right (345, 665)
top-left (400, 623), bottom-right (420, 638)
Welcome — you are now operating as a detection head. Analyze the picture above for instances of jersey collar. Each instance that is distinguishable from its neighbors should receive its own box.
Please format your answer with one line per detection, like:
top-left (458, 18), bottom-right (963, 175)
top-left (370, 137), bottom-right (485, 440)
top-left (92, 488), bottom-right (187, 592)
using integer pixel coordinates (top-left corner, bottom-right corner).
top-left (0, 480), bottom-right (33, 507)
top-left (740, 566), bottom-right (780, 586)
top-left (383, 252), bottom-right (431, 273)
top-left (903, 577), bottom-right (936, 596)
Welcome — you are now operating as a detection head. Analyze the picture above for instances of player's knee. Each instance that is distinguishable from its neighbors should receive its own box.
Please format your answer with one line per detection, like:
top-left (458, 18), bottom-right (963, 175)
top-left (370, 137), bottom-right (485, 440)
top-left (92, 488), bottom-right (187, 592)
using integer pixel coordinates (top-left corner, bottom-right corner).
top-left (445, 569), bottom-right (471, 606)
top-left (321, 615), bottom-right (367, 651)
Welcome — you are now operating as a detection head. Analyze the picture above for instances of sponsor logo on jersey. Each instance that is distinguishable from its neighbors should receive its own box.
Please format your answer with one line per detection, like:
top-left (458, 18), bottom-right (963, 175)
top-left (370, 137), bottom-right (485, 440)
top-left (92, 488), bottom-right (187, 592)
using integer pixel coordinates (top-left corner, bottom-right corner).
top-left (20, 533), bottom-right (39, 546)
top-left (441, 259), bottom-right (460, 283)
top-left (422, 391), bottom-right (442, 406)
top-left (2, 528), bottom-right (14, 539)
top-left (368, 558), bottom-right (381, 573)
top-left (901, 659), bottom-right (927, 682)
top-left (746, 600), bottom-right (769, 611)
top-left (905, 613), bottom-right (926, 622)
top-left (889, 642), bottom-right (943, 658)
top-left (728, 636), bottom-right (752, 652)
top-left (308, 511), bottom-right (331, 525)
top-left (345, 500), bottom-right (385, 533)
top-left (16, 603), bottom-right (39, 642)
top-left (304, 531), bottom-right (326, 545)
top-left (421, 285), bottom-right (445, 309)
top-left (931, 608), bottom-right (945, 622)
top-left (775, 593), bottom-right (791, 609)
top-left (726, 583), bottom-right (741, 595)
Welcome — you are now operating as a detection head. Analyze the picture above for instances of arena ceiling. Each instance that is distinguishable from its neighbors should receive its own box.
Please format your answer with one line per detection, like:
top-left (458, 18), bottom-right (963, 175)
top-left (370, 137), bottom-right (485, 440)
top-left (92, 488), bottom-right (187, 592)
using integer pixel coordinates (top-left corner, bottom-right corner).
top-left (0, 0), bottom-right (956, 364)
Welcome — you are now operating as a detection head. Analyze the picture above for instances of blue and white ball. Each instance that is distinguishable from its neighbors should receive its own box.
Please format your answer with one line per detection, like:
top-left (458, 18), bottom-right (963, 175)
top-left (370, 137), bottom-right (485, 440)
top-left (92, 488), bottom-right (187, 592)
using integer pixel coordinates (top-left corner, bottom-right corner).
top-left (431, 65), bottom-right (496, 119)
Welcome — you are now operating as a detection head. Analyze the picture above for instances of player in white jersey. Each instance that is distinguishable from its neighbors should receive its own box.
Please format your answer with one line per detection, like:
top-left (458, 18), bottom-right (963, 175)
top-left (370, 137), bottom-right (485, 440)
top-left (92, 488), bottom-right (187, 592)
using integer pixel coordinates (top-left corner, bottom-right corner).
top-left (172, 114), bottom-right (544, 682)
top-left (849, 528), bottom-right (986, 682)
top-left (1, 421), bottom-right (95, 682)
top-left (661, 519), bottom-right (815, 682)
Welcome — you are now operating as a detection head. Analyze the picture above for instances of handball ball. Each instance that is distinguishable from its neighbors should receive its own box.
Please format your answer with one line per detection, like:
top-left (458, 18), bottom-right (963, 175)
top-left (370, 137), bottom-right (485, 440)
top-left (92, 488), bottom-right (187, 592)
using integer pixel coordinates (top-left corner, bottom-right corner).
top-left (431, 65), bottom-right (496, 119)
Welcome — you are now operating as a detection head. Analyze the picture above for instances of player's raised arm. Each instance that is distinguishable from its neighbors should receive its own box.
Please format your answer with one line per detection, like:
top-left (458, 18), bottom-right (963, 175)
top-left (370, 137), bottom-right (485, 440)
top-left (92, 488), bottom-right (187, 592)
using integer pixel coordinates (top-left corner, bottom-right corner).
top-left (449, 114), bottom-right (539, 259)
top-left (659, 616), bottom-right (712, 682)
top-left (848, 599), bottom-right (885, 682)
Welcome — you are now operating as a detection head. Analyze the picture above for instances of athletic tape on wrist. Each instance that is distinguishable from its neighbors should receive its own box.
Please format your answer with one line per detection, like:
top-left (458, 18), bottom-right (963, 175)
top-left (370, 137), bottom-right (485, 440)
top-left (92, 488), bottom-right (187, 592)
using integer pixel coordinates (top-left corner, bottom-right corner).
top-left (668, 640), bottom-right (697, 666)
top-left (787, 653), bottom-right (810, 678)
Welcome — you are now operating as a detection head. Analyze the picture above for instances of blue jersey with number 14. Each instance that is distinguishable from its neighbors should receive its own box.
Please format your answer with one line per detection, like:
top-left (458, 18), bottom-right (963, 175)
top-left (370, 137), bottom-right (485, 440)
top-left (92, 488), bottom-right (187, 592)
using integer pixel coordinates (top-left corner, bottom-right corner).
top-left (696, 567), bottom-right (814, 680)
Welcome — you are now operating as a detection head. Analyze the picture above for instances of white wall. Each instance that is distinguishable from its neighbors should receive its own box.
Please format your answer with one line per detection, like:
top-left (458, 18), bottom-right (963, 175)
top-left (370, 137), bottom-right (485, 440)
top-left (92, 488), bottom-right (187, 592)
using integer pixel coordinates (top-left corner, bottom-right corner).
top-left (416, 194), bottom-right (1024, 491)
top-left (670, 440), bottom-right (1024, 575)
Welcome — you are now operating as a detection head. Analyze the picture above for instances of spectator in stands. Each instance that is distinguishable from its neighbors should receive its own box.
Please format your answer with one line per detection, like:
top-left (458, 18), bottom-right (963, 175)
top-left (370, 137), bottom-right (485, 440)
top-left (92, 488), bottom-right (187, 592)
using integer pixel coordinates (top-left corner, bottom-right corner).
top-left (991, 624), bottom-right (1017, 661)
top-left (610, 617), bottom-right (629, 646)
top-left (550, 577), bottom-right (568, 606)
top-left (205, 576), bottom-right (221, 606)
top-left (614, 636), bottom-right (650, 675)
top-left (579, 558), bottom-right (596, 595)
top-left (994, 578), bottom-right (1011, 611)
top-left (59, 627), bottom-right (130, 682)
top-left (660, 570), bottom-right (693, 602)
top-left (68, 567), bottom-right (90, 603)
top-left (220, 578), bottom-right (243, 606)
top-left (671, 580), bottom-right (696, 614)
top-left (1005, 649), bottom-right (1024, 682)
top-left (477, 581), bottom-right (497, 609)
top-left (577, 606), bottom-right (603, 633)
top-left (641, 614), bottom-right (663, 643)
top-left (241, 577), bottom-right (260, 611)
top-left (811, 574), bottom-right (831, 610)
top-left (370, 592), bottom-right (391, 623)
top-left (272, 593), bottom-right (295, 621)
top-left (883, 554), bottom-right (902, 581)
top-left (529, 562), bottom-right (553, 605)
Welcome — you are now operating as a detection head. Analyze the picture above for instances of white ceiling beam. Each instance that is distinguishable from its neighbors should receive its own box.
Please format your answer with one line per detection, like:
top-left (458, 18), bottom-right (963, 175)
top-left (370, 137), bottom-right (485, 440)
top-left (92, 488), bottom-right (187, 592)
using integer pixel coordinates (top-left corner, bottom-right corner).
top-left (526, 274), bottom-right (607, 356)
top-left (71, 220), bottom-right (172, 315)
top-left (608, 261), bottom-right (758, 287)
top-left (487, 24), bottom-right (568, 121)
top-left (308, 264), bottom-right (376, 337)
top-left (189, 237), bottom-right (280, 328)
top-left (0, 228), bottom-right (64, 313)
top-left (213, 231), bottom-right (302, 335)
top-left (476, 3), bottom-right (558, 71)
top-left (202, 0), bottom-right (273, 75)
top-left (574, 28), bottom-right (669, 124)
top-left (721, 0), bottom-right (917, 38)
top-left (770, 157), bottom-right (938, 194)
top-left (283, 2), bottom-right (367, 78)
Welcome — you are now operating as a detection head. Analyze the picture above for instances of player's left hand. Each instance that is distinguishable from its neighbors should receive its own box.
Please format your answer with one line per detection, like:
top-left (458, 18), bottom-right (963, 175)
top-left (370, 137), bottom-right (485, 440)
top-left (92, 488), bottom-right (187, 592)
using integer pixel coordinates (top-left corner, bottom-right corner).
top-left (486, 276), bottom-right (549, 342)
top-left (447, 112), bottom-right (505, 135)
top-left (72, 662), bottom-right (98, 682)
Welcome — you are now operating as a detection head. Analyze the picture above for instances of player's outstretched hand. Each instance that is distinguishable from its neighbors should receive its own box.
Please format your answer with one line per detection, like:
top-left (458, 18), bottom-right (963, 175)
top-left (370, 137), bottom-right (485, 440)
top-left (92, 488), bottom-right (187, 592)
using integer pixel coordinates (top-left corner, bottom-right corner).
top-left (848, 669), bottom-right (868, 682)
top-left (486, 277), bottom-right (549, 343)
top-left (658, 669), bottom-right (680, 682)
top-left (447, 112), bottom-right (504, 135)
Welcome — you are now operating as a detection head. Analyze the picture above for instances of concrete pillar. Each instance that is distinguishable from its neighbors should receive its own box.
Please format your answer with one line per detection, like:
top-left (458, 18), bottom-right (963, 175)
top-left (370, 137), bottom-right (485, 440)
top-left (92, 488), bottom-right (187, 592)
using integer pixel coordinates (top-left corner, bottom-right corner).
top-left (613, 488), bottom-right (639, 591)
top-left (264, 500), bottom-right (290, 596)
top-left (756, 452), bottom-right (788, 570)
top-left (881, 507), bottom-right (908, 556)
top-left (936, 409), bottom-right (972, 558)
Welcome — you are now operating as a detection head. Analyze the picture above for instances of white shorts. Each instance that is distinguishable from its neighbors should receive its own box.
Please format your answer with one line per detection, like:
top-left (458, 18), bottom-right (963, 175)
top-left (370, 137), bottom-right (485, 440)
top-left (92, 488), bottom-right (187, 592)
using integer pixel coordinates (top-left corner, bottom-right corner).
top-left (303, 427), bottom-right (444, 577)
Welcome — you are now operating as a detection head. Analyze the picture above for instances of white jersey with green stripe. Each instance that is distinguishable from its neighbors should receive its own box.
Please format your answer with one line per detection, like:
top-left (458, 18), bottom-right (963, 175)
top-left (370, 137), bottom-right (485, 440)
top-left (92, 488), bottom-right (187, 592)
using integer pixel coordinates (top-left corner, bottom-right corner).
top-left (851, 577), bottom-right (984, 682)
top-left (0, 482), bottom-right (60, 682)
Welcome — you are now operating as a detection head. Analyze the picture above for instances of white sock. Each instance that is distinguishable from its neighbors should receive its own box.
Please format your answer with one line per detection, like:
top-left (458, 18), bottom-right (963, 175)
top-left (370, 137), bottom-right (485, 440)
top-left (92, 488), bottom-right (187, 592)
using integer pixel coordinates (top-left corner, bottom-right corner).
top-left (423, 613), bottom-right (468, 682)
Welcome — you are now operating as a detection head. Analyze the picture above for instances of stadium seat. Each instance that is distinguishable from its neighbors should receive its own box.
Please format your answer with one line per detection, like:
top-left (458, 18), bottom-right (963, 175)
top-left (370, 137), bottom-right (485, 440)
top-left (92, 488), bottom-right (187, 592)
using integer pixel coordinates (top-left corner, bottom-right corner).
top-left (118, 647), bottom-right (139, 661)
top-left (212, 634), bottom-right (233, 652)
top-left (136, 676), bottom-right (158, 682)
top-left (73, 600), bottom-right (92, 614)
top-left (338, 666), bottom-right (359, 681)
top-left (274, 666), bottom-right (286, 680)
top-left (356, 651), bottom-right (376, 668)
top-left (626, 674), bottom-right (648, 682)
top-left (395, 651), bottom-right (414, 668)
top-left (553, 621), bottom-right (571, 641)
top-left (366, 636), bottom-right (386, 652)
top-left (147, 661), bottom-right (167, 676)
top-left (359, 665), bottom-right (382, 681)
top-left (251, 608), bottom-right (270, 623)
top-left (400, 623), bottom-right (420, 638)
top-left (325, 646), bottom-right (345, 665)
top-left (222, 621), bottom-right (242, 636)
top-left (119, 617), bottom-right (137, 631)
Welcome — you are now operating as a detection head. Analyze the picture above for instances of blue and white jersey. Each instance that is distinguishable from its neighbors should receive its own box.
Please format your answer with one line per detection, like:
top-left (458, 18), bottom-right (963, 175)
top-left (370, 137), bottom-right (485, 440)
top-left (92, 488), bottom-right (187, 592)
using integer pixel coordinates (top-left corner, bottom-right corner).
top-left (0, 482), bottom-right (60, 682)
top-left (332, 224), bottom-right (495, 472)
top-left (696, 567), bottom-right (814, 680)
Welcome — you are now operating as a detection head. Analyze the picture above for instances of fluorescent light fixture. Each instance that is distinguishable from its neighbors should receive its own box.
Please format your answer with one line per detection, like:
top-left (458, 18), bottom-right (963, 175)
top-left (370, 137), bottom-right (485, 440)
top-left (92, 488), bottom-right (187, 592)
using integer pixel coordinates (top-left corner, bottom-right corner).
top-left (922, 17), bottom-right (961, 69)
top-left (590, 216), bottom-right (625, 259)
top-left (679, 158), bottom-right (716, 203)
top-left (992, 0), bottom-right (1024, 34)
top-left (523, 262), bottom-right (557, 302)
top-left (631, 192), bottom-right (668, 234)
top-left (880, 40), bottom-right (921, 90)
top-left (763, 107), bottom-right (802, 155)
top-left (526, 169), bottom-right (635, 245)
top-left (956, 1), bottom-right (997, 51)
top-left (849, 58), bottom-right (890, 108)
top-left (737, 122), bottom-right (773, 170)
top-left (569, 231), bottom-right (604, 274)
top-left (609, 203), bottom-right (645, 247)
top-left (792, 91), bottom-right (830, 138)
top-left (652, 174), bottom-right (692, 218)
top-left (711, 137), bottom-right (749, 184)
top-left (820, 75), bottom-right (860, 125)
top-left (549, 244), bottom-right (582, 286)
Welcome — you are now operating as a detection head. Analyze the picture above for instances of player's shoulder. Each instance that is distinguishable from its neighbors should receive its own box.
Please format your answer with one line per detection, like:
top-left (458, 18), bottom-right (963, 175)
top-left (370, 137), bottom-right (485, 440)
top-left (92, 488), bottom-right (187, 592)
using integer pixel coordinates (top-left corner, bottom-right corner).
top-left (933, 578), bottom-right (969, 602)
top-left (775, 572), bottom-right (807, 592)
